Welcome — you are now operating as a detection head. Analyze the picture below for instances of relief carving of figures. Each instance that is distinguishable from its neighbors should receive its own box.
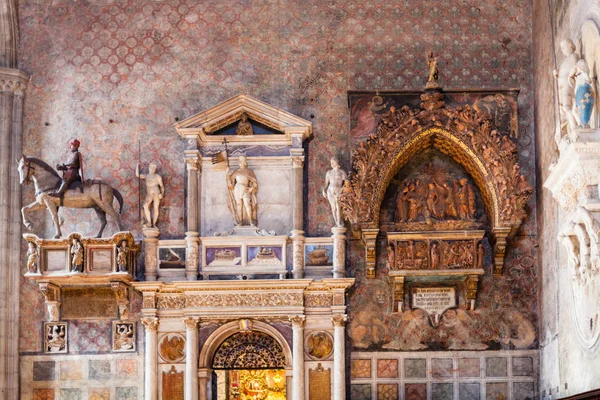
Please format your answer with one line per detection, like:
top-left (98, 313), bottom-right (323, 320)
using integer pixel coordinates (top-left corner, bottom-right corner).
top-left (114, 322), bottom-right (135, 351)
top-left (45, 323), bottom-right (67, 353)
top-left (136, 162), bottom-right (164, 228)
top-left (26, 242), bottom-right (38, 273)
top-left (323, 157), bottom-right (348, 227)
top-left (388, 237), bottom-right (479, 271)
top-left (348, 281), bottom-right (390, 348)
top-left (570, 59), bottom-right (595, 128)
top-left (554, 39), bottom-right (580, 138)
top-left (226, 156), bottom-right (258, 227)
top-left (70, 238), bottom-right (83, 273)
top-left (236, 113), bottom-right (254, 136)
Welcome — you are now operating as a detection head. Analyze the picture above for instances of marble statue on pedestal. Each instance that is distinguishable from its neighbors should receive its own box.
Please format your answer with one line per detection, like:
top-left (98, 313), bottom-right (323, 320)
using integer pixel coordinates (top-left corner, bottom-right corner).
top-left (570, 59), bottom-right (595, 128)
top-left (226, 156), bottom-right (258, 227)
top-left (117, 240), bottom-right (128, 272)
top-left (26, 242), bottom-right (38, 273)
top-left (136, 162), bottom-right (164, 228)
top-left (323, 157), bottom-right (348, 227)
top-left (554, 39), bottom-right (580, 136)
top-left (70, 238), bottom-right (83, 273)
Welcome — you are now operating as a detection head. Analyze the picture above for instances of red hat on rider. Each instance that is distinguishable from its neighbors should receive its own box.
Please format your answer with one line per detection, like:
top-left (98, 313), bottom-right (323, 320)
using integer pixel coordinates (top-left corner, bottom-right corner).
top-left (70, 139), bottom-right (80, 148)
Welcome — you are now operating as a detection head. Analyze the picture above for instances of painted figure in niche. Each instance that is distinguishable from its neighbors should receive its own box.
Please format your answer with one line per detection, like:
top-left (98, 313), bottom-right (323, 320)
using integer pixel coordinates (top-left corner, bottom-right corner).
top-left (554, 39), bottom-right (580, 135)
top-left (50, 138), bottom-right (83, 198)
top-left (236, 113), bottom-right (254, 136)
top-left (322, 157), bottom-right (348, 227)
top-left (570, 59), bottom-right (595, 128)
top-left (70, 238), bottom-right (83, 273)
top-left (349, 95), bottom-right (389, 138)
top-left (383, 309), bottom-right (431, 351)
top-left (226, 156), bottom-right (258, 227)
top-left (116, 240), bottom-right (128, 273)
top-left (26, 242), bottom-right (38, 273)
top-left (136, 162), bottom-right (164, 228)
top-left (441, 309), bottom-right (488, 350)
top-left (349, 282), bottom-right (390, 348)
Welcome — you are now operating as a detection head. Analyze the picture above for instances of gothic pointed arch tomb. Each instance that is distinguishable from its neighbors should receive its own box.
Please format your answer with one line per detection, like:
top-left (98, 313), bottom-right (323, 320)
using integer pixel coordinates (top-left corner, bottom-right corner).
top-left (340, 89), bottom-right (533, 278)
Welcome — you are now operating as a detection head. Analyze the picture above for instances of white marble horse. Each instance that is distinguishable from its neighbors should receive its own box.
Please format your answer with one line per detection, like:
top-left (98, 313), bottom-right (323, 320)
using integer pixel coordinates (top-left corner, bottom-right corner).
top-left (18, 155), bottom-right (124, 238)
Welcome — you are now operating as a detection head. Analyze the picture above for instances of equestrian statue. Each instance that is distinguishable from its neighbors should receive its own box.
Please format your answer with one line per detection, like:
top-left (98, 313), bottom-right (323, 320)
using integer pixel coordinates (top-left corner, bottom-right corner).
top-left (18, 138), bottom-right (124, 239)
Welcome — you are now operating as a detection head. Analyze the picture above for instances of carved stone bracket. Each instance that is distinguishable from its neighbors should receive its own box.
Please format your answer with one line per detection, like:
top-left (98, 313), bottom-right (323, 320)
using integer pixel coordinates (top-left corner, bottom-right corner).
top-left (111, 281), bottom-right (130, 321)
top-left (39, 282), bottom-right (61, 322)
top-left (340, 89), bottom-right (531, 277)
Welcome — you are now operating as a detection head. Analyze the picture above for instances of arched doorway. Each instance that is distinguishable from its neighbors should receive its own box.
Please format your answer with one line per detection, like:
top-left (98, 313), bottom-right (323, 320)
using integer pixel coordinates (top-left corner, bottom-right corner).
top-left (198, 321), bottom-right (293, 400)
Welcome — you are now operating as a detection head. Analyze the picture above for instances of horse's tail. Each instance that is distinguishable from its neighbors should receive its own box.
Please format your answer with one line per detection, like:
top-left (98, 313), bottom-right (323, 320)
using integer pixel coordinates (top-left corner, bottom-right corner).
top-left (113, 189), bottom-right (124, 214)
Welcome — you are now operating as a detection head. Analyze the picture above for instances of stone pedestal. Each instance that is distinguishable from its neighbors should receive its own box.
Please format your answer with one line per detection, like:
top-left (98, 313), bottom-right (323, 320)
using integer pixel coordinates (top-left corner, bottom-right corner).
top-left (331, 227), bottom-right (347, 278)
top-left (291, 230), bottom-right (305, 279)
top-left (185, 231), bottom-right (200, 281)
top-left (290, 316), bottom-right (305, 400)
top-left (143, 227), bottom-right (160, 281)
top-left (184, 318), bottom-right (199, 400)
top-left (142, 318), bottom-right (159, 400)
top-left (331, 315), bottom-right (347, 400)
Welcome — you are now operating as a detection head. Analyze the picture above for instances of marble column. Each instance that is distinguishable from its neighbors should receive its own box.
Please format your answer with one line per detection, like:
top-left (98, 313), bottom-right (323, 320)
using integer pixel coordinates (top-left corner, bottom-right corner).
top-left (289, 315), bottom-right (306, 400)
top-left (185, 156), bottom-right (201, 280)
top-left (331, 227), bottom-right (347, 278)
top-left (184, 317), bottom-right (199, 400)
top-left (331, 315), bottom-right (347, 400)
top-left (142, 318), bottom-right (160, 400)
top-left (291, 152), bottom-right (305, 278)
top-left (142, 227), bottom-right (160, 281)
top-left (0, 67), bottom-right (28, 398)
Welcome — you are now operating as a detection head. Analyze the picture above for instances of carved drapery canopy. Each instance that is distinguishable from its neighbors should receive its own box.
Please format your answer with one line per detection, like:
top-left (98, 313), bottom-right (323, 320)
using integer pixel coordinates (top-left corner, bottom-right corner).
top-left (340, 90), bottom-right (532, 276)
top-left (212, 331), bottom-right (286, 370)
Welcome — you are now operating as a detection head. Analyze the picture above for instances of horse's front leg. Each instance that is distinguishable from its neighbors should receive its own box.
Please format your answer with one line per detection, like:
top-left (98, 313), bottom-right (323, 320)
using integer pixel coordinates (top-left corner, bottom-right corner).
top-left (42, 196), bottom-right (62, 239)
top-left (21, 201), bottom-right (46, 231)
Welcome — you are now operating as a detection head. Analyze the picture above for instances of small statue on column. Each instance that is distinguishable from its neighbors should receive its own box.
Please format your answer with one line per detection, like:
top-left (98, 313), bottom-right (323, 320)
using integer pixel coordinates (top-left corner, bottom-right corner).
top-left (226, 156), bottom-right (259, 227)
top-left (323, 157), bottom-right (348, 228)
top-left (136, 162), bottom-right (165, 228)
top-left (70, 238), bottom-right (83, 273)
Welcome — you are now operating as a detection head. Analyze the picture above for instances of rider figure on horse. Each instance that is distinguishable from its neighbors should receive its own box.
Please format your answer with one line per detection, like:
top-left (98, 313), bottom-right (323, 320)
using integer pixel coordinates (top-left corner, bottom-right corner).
top-left (50, 138), bottom-right (84, 198)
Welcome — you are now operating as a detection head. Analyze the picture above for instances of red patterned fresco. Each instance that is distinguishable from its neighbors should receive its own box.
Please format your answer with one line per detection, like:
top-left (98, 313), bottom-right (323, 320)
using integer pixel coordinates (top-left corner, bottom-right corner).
top-left (17, 0), bottom-right (535, 352)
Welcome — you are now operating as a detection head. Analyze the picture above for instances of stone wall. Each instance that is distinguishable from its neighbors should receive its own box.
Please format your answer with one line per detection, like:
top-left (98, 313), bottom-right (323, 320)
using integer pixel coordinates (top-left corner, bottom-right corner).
top-left (533, 0), bottom-right (600, 397)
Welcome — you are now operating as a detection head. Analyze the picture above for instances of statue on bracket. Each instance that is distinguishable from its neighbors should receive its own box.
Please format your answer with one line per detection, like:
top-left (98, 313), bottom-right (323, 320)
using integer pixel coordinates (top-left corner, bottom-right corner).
top-left (136, 162), bottom-right (164, 228)
top-left (554, 38), bottom-right (580, 138)
top-left (323, 157), bottom-right (348, 227)
top-left (570, 59), bottom-right (595, 128)
top-left (226, 155), bottom-right (259, 227)
top-left (26, 242), bottom-right (39, 274)
top-left (425, 51), bottom-right (440, 89)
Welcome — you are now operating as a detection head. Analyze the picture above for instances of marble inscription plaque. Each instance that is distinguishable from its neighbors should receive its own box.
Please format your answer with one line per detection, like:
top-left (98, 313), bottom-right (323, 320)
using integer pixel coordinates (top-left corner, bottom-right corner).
top-left (412, 287), bottom-right (456, 315)
top-left (309, 364), bottom-right (331, 400)
top-left (62, 287), bottom-right (118, 319)
top-left (45, 249), bottom-right (67, 272)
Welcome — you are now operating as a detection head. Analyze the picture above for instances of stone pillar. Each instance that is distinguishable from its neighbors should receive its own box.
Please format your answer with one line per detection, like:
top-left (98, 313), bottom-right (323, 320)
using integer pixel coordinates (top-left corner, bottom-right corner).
top-left (142, 227), bottom-right (160, 281)
top-left (185, 156), bottom-right (201, 281)
top-left (0, 67), bottom-right (29, 398)
top-left (142, 317), bottom-right (160, 400)
top-left (331, 227), bottom-right (347, 278)
top-left (185, 231), bottom-right (199, 281)
top-left (291, 152), bottom-right (305, 279)
top-left (331, 315), bottom-right (347, 400)
top-left (289, 315), bottom-right (306, 400)
top-left (184, 317), bottom-right (199, 400)
top-left (198, 368), bottom-right (211, 400)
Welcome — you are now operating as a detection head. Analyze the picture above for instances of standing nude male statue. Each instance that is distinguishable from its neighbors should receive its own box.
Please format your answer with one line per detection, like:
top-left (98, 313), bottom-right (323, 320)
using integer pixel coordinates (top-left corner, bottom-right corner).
top-left (322, 157), bottom-right (348, 227)
top-left (226, 156), bottom-right (258, 226)
top-left (136, 162), bottom-right (164, 228)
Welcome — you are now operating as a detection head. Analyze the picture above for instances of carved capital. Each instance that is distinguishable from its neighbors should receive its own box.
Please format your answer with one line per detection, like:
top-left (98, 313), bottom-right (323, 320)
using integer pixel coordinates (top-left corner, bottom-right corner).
top-left (0, 67), bottom-right (29, 96)
top-left (184, 317), bottom-right (200, 330)
top-left (331, 314), bottom-right (348, 327)
top-left (185, 157), bottom-right (202, 173)
top-left (141, 317), bottom-right (160, 332)
top-left (289, 315), bottom-right (306, 328)
top-left (292, 155), bottom-right (305, 169)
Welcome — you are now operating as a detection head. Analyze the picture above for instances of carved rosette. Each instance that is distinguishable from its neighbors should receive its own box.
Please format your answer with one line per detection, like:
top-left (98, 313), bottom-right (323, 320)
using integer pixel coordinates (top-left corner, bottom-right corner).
top-left (331, 314), bottom-right (347, 328)
top-left (141, 317), bottom-right (160, 332)
top-left (339, 94), bottom-right (532, 276)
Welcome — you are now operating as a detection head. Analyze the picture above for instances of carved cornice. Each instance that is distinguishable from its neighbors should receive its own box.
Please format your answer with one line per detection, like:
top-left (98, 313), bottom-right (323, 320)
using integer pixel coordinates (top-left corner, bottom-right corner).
top-left (0, 67), bottom-right (29, 96)
top-left (339, 99), bottom-right (531, 233)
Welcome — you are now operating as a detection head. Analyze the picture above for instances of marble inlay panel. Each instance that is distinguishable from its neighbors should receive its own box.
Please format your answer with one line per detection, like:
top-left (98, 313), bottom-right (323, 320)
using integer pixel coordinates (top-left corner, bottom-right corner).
top-left (116, 386), bottom-right (138, 400)
top-left (376, 359), bottom-right (398, 378)
top-left (351, 359), bottom-right (371, 379)
top-left (405, 358), bottom-right (427, 379)
top-left (512, 357), bottom-right (534, 376)
top-left (486, 357), bottom-right (508, 377)
top-left (117, 359), bottom-right (138, 378)
top-left (61, 388), bottom-right (83, 400)
top-left (33, 389), bottom-right (55, 400)
top-left (89, 360), bottom-right (111, 380)
top-left (89, 388), bottom-right (111, 400)
top-left (431, 383), bottom-right (453, 400)
top-left (459, 383), bottom-right (480, 400)
top-left (513, 382), bottom-right (535, 400)
top-left (405, 383), bottom-right (427, 400)
top-left (486, 382), bottom-right (508, 400)
top-left (350, 384), bottom-right (371, 400)
top-left (59, 360), bottom-right (82, 380)
top-left (377, 383), bottom-right (398, 400)
top-left (33, 361), bottom-right (56, 381)
top-left (431, 358), bottom-right (453, 378)
top-left (458, 358), bottom-right (480, 377)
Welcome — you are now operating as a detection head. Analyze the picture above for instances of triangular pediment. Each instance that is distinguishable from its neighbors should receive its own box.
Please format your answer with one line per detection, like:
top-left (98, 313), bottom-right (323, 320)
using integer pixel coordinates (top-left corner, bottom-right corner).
top-left (174, 94), bottom-right (312, 143)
